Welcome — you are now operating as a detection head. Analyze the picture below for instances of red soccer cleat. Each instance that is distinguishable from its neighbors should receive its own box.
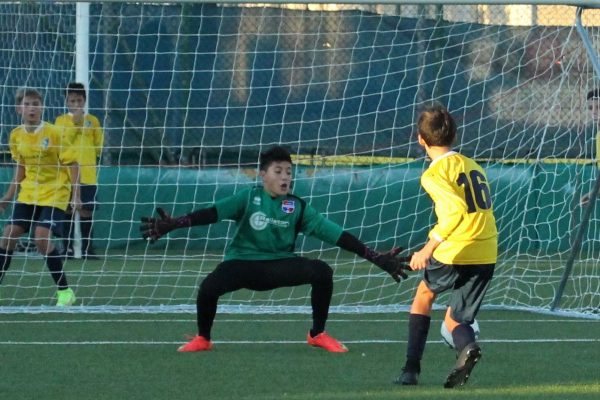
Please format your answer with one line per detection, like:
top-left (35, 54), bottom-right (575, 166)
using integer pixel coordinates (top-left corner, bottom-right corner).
top-left (177, 335), bottom-right (213, 352)
top-left (307, 331), bottom-right (348, 353)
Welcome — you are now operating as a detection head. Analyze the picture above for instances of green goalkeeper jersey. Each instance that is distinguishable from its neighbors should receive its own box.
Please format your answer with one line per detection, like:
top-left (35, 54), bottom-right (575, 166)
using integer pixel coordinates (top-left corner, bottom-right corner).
top-left (214, 186), bottom-right (343, 261)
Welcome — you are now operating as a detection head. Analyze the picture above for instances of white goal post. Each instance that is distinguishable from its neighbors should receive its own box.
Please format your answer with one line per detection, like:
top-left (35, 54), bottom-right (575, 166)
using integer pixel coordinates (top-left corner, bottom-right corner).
top-left (0, 0), bottom-right (598, 316)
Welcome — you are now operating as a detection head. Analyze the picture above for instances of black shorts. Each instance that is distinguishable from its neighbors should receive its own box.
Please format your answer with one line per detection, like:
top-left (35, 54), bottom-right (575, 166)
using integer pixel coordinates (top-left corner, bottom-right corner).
top-left (11, 203), bottom-right (66, 237)
top-left (424, 258), bottom-right (495, 324)
top-left (201, 257), bottom-right (332, 295)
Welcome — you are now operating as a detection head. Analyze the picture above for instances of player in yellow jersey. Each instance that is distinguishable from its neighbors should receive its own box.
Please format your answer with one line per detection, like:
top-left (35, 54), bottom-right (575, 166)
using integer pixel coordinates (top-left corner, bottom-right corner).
top-left (582, 88), bottom-right (600, 205)
top-left (394, 104), bottom-right (497, 388)
top-left (55, 82), bottom-right (104, 259)
top-left (0, 88), bottom-right (81, 306)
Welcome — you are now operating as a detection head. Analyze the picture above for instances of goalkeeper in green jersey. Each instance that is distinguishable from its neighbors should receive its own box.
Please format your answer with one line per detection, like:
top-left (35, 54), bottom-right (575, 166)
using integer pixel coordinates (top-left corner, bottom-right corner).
top-left (394, 104), bottom-right (497, 388)
top-left (141, 145), bottom-right (408, 353)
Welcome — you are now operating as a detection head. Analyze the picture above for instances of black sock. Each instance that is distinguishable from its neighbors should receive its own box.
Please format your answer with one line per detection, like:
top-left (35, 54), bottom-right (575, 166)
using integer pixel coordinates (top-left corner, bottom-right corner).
top-left (452, 324), bottom-right (476, 353)
top-left (45, 249), bottom-right (69, 289)
top-left (80, 217), bottom-right (94, 253)
top-left (309, 265), bottom-right (333, 338)
top-left (196, 291), bottom-right (217, 341)
top-left (405, 313), bottom-right (431, 372)
top-left (0, 248), bottom-right (14, 284)
top-left (310, 282), bottom-right (332, 337)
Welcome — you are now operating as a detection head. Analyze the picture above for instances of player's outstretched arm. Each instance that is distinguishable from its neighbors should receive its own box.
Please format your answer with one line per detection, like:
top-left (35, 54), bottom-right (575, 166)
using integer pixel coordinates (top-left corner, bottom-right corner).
top-left (336, 231), bottom-right (411, 282)
top-left (140, 206), bottom-right (218, 243)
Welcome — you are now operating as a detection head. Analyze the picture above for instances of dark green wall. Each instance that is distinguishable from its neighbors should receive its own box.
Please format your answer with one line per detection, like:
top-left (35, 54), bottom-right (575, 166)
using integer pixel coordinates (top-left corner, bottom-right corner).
top-left (3, 163), bottom-right (595, 255)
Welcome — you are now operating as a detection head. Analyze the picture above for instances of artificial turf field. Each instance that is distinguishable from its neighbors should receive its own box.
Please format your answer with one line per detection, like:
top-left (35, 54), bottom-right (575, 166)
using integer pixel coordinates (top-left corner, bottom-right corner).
top-left (1, 309), bottom-right (598, 400)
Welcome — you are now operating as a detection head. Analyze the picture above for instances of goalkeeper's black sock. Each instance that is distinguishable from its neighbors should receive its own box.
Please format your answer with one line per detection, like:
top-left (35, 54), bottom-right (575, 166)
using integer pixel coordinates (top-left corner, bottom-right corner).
top-left (0, 248), bottom-right (14, 284)
top-left (309, 275), bottom-right (333, 337)
top-left (452, 323), bottom-right (476, 353)
top-left (45, 249), bottom-right (68, 289)
top-left (309, 328), bottom-right (323, 338)
top-left (405, 313), bottom-right (431, 372)
top-left (196, 292), bottom-right (217, 341)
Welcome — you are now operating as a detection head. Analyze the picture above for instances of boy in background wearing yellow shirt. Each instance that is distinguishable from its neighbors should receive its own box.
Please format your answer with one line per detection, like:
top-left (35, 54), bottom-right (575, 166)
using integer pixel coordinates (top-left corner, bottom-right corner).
top-left (395, 104), bottom-right (497, 388)
top-left (0, 88), bottom-right (81, 306)
top-left (55, 82), bottom-right (104, 259)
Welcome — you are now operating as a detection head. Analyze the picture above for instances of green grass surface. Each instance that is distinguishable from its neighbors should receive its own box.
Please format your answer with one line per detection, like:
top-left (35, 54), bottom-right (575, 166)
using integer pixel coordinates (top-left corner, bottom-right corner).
top-left (1, 252), bottom-right (597, 311)
top-left (1, 251), bottom-right (598, 399)
top-left (1, 310), bottom-right (599, 400)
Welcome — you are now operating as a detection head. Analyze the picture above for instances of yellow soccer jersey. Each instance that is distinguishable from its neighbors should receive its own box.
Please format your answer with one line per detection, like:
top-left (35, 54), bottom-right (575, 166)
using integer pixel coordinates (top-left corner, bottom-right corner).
top-left (9, 122), bottom-right (78, 211)
top-left (421, 151), bottom-right (498, 264)
top-left (55, 113), bottom-right (103, 185)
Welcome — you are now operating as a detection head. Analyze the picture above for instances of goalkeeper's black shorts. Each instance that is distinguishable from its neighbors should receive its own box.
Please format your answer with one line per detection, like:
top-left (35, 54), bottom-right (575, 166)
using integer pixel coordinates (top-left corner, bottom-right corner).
top-left (200, 257), bottom-right (333, 295)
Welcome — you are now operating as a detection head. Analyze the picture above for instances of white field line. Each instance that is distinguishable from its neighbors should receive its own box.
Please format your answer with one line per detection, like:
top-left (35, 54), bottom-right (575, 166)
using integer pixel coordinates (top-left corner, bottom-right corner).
top-left (1, 338), bottom-right (600, 346)
top-left (0, 318), bottom-right (596, 324)
top-left (2, 318), bottom-right (597, 345)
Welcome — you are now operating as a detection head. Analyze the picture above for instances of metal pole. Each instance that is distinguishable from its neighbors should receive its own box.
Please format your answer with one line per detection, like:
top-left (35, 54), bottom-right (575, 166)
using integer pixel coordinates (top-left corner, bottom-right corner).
top-left (551, 6), bottom-right (600, 310)
top-left (73, 2), bottom-right (90, 259)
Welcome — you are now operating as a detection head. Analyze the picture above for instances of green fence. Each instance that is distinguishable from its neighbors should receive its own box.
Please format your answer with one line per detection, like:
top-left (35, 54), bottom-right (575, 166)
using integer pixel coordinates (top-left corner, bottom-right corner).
top-left (2, 162), bottom-right (595, 255)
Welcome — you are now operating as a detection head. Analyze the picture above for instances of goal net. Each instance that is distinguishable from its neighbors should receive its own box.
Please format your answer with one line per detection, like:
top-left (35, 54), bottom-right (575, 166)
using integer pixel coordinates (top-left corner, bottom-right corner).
top-left (0, 1), bottom-right (598, 316)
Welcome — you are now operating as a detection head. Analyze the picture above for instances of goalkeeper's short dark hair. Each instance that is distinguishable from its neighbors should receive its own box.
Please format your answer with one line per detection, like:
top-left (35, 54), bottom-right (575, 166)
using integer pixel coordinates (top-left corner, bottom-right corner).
top-left (66, 82), bottom-right (87, 100)
top-left (417, 103), bottom-right (457, 147)
top-left (587, 88), bottom-right (600, 101)
top-left (260, 146), bottom-right (292, 171)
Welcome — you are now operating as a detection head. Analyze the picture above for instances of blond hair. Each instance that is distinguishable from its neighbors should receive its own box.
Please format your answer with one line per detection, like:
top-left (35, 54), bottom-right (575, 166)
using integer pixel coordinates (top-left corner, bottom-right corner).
top-left (15, 87), bottom-right (43, 105)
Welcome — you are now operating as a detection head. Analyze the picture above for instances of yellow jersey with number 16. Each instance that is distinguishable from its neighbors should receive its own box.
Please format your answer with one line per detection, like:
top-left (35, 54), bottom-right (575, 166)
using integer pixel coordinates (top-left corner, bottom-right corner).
top-left (421, 151), bottom-right (498, 265)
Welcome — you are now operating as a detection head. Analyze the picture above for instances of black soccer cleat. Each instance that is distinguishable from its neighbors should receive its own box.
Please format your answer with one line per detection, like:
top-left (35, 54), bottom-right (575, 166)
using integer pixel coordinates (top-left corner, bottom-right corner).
top-left (443, 342), bottom-right (482, 388)
top-left (393, 368), bottom-right (419, 386)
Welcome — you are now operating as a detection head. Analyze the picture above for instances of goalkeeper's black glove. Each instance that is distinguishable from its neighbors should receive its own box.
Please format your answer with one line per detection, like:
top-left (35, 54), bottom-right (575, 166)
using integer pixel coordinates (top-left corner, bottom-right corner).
top-left (364, 247), bottom-right (411, 283)
top-left (140, 208), bottom-right (190, 243)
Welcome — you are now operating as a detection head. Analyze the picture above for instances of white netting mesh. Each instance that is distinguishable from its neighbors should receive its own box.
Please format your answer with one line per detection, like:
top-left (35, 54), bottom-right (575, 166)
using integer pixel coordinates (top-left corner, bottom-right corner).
top-left (0, 2), bottom-right (598, 316)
